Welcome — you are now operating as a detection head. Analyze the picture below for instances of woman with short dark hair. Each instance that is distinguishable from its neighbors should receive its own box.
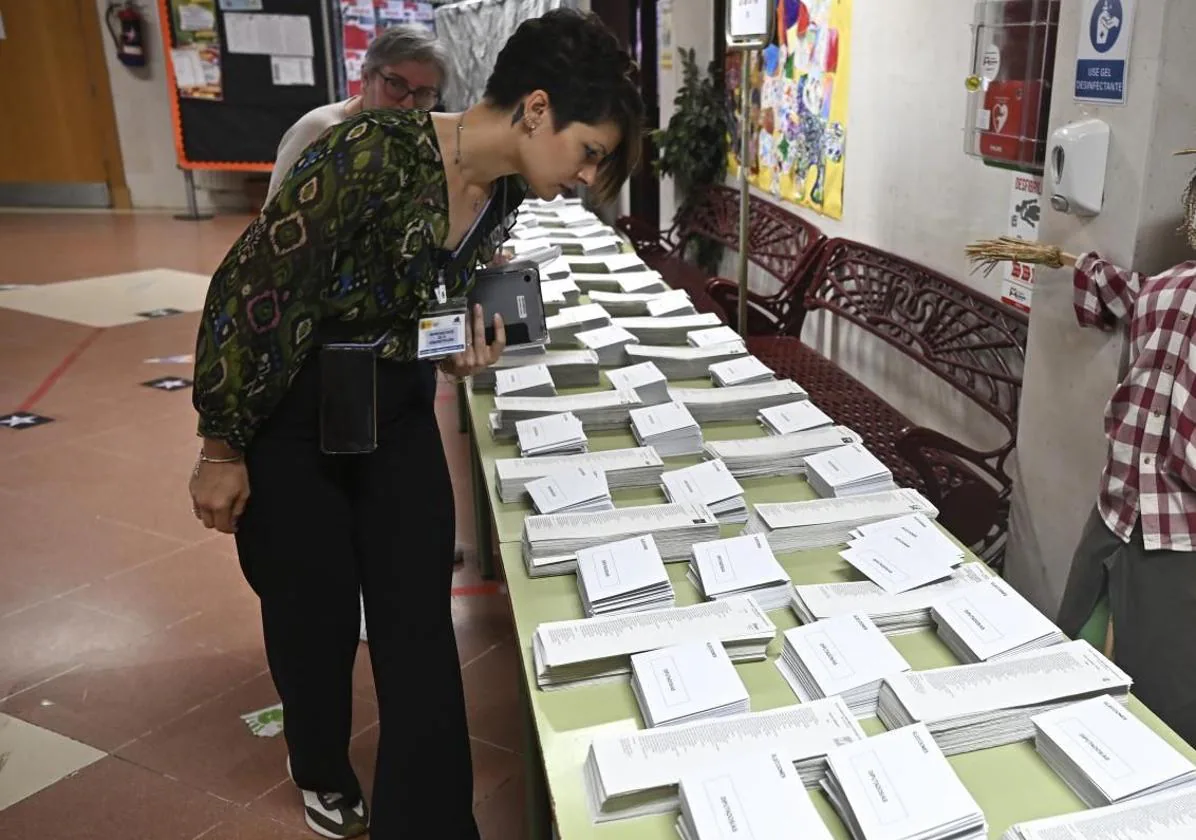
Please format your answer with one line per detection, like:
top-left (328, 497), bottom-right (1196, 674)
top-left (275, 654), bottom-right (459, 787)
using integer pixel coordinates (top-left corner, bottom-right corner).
top-left (187, 9), bottom-right (643, 839)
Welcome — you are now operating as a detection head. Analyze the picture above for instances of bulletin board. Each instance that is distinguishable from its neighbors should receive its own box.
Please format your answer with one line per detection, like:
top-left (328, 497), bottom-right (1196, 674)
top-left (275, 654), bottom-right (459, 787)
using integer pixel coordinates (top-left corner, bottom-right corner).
top-left (158, 0), bottom-right (337, 170)
top-left (727, 0), bottom-right (853, 220)
top-left (335, 1), bottom-right (435, 99)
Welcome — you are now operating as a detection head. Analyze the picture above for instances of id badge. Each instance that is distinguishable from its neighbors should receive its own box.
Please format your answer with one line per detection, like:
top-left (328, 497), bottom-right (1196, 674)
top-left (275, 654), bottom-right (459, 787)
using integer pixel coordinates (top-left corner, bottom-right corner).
top-left (416, 290), bottom-right (468, 361)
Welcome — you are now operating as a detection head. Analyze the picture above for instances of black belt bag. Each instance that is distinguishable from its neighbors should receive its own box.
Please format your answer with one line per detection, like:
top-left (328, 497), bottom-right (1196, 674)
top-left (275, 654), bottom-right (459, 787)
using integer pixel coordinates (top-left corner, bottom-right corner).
top-left (319, 342), bottom-right (378, 454)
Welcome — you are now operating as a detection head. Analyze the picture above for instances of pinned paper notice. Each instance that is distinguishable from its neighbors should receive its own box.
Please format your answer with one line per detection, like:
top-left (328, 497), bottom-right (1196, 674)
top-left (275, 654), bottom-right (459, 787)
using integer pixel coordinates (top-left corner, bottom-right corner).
top-left (241, 703), bottom-right (284, 737)
top-left (225, 12), bottom-right (314, 57)
top-left (270, 56), bottom-right (315, 86)
top-left (171, 48), bottom-right (207, 89)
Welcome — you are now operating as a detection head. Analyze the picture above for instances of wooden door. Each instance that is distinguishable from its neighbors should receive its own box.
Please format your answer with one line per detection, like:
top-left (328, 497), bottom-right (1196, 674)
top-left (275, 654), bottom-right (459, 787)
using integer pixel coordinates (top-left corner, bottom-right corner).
top-left (0, 0), bottom-right (128, 207)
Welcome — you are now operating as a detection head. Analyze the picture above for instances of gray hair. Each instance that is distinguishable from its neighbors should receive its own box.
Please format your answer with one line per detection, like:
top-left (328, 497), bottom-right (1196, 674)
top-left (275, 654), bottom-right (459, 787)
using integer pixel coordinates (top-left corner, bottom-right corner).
top-left (363, 25), bottom-right (450, 82)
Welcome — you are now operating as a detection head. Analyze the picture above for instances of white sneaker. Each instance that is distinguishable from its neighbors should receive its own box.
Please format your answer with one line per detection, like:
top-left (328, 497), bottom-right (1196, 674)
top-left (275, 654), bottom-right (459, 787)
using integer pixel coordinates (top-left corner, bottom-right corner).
top-left (286, 757), bottom-right (369, 839)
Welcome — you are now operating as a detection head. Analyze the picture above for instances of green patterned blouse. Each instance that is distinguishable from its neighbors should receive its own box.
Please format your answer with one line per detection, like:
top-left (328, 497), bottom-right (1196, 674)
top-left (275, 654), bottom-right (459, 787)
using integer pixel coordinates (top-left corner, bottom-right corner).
top-left (192, 109), bottom-right (522, 451)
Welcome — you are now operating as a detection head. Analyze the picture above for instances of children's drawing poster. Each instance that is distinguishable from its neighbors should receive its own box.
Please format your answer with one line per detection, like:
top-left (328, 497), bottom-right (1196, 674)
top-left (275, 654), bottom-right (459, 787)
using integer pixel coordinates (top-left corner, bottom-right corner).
top-left (727, 0), bottom-right (853, 219)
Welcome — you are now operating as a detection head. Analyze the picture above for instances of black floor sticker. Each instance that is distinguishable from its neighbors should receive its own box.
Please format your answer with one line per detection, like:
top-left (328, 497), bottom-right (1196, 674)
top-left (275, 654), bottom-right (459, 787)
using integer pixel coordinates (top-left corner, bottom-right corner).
top-left (0, 412), bottom-right (54, 430)
top-left (142, 376), bottom-right (193, 391)
top-left (136, 307), bottom-right (184, 319)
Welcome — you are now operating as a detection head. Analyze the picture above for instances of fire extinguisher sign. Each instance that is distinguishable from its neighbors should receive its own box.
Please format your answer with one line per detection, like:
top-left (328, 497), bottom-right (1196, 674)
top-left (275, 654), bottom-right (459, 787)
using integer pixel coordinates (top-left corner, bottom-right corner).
top-left (1074, 0), bottom-right (1135, 105)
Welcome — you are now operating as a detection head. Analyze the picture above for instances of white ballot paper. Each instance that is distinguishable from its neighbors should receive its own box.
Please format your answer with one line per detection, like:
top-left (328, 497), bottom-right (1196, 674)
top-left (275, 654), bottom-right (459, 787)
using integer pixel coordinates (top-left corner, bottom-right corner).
top-left (704, 425), bottom-right (863, 479)
top-left (625, 342), bottom-right (748, 379)
top-left (494, 446), bottom-right (664, 503)
top-left (492, 389), bottom-right (641, 438)
top-left (604, 361), bottom-right (669, 405)
top-left (759, 399), bottom-right (835, 434)
top-left (525, 465), bottom-right (612, 515)
top-left (515, 411), bottom-right (587, 457)
top-left (805, 443), bottom-right (896, 498)
top-left (850, 513), bottom-right (965, 564)
top-left (495, 362), bottom-right (556, 397)
top-left (688, 533), bottom-right (792, 611)
top-left (669, 380), bottom-right (807, 424)
top-left (567, 253), bottom-right (649, 274)
top-left (614, 313), bottom-right (724, 345)
top-left (630, 639), bottom-right (749, 728)
top-left (931, 575), bottom-right (1067, 662)
top-left (589, 289), bottom-right (692, 317)
top-left (709, 355), bottom-right (776, 387)
top-left (629, 401), bottom-right (703, 457)
top-left (471, 347), bottom-right (597, 390)
top-left (1000, 785), bottom-right (1196, 840)
top-left (661, 459), bottom-right (747, 523)
top-left (576, 534), bottom-right (674, 617)
top-left (745, 488), bottom-right (939, 554)
top-left (688, 325), bottom-right (744, 347)
top-left (839, 536), bottom-right (957, 595)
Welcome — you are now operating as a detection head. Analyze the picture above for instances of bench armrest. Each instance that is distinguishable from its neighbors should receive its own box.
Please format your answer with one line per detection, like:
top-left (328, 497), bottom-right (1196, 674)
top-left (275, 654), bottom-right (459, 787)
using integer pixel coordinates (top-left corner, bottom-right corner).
top-left (615, 215), bottom-right (676, 260)
top-left (706, 277), bottom-right (799, 336)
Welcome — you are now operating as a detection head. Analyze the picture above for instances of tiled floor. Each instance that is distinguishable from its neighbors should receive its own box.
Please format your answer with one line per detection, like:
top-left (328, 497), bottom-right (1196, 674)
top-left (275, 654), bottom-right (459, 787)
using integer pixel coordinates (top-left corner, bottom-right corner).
top-left (0, 211), bottom-right (523, 839)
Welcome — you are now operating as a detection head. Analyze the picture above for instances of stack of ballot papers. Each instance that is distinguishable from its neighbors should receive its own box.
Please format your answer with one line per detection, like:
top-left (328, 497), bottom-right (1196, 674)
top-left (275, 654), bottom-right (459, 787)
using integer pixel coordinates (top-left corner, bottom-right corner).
top-left (660, 459), bottom-right (747, 524)
top-left (533, 595), bottom-right (777, 690)
top-left (503, 239), bottom-right (561, 265)
top-left (491, 389), bottom-right (642, 438)
top-left (822, 723), bottom-right (987, 840)
top-left (612, 272), bottom-right (669, 294)
top-left (744, 488), bottom-right (939, 553)
top-left (847, 513), bottom-right (966, 563)
top-left (525, 465), bottom-right (613, 515)
top-left (624, 342), bottom-right (748, 379)
top-left (494, 447), bottom-right (665, 503)
top-left (1000, 787), bottom-right (1196, 840)
top-left (613, 313), bottom-right (724, 345)
top-left (703, 426), bottom-right (864, 478)
top-left (566, 253), bottom-right (649, 275)
top-left (515, 412), bottom-right (587, 457)
top-left (630, 639), bottom-right (750, 727)
top-left (539, 254), bottom-right (572, 281)
top-left (629, 401), bottom-right (703, 456)
top-left (576, 535), bottom-right (675, 617)
top-left (546, 303), bottom-right (611, 344)
top-left (582, 697), bottom-right (866, 821)
top-left (688, 325), bottom-right (744, 347)
top-left (776, 613), bottom-right (911, 717)
top-left (575, 324), bottom-right (639, 365)
top-left (790, 564), bottom-right (995, 634)
top-left (676, 751), bottom-right (835, 840)
top-left (494, 363), bottom-right (555, 397)
top-left (521, 502), bottom-right (720, 576)
top-left (759, 399), bottom-right (835, 434)
top-left (687, 533), bottom-right (792, 611)
top-left (805, 443), bottom-right (897, 498)
top-left (534, 205), bottom-right (596, 227)
top-left (644, 293), bottom-right (697, 318)
top-left (669, 380), bottom-right (807, 423)
top-left (604, 362), bottom-right (670, 405)
top-left (1031, 694), bottom-right (1196, 807)
top-left (838, 517), bottom-right (963, 595)
top-left (550, 234), bottom-right (622, 256)
top-left (472, 348), bottom-right (599, 390)
top-left (534, 221), bottom-right (612, 239)
top-left (931, 574), bottom-right (1068, 662)
top-left (588, 289), bottom-right (693, 317)
top-left (876, 640), bottom-right (1134, 755)
top-left (539, 277), bottom-right (581, 313)
top-left (709, 355), bottom-right (776, 386)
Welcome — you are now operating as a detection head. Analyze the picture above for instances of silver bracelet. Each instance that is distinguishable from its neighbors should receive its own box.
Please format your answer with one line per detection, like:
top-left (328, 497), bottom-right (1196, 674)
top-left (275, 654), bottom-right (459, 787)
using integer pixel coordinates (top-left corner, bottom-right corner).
top-left (198, 451), bottom-right (243, 464)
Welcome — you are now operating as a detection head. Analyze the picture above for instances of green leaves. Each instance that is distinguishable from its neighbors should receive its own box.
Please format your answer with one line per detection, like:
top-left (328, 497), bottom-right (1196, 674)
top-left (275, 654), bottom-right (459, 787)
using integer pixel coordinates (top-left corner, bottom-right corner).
top-left (655, 48), bottom-right (729, 206)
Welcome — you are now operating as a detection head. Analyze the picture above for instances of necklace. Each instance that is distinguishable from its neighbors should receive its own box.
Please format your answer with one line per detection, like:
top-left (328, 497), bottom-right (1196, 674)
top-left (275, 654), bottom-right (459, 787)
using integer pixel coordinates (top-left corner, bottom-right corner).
top-left (452, 114), bottom-right (486, 211)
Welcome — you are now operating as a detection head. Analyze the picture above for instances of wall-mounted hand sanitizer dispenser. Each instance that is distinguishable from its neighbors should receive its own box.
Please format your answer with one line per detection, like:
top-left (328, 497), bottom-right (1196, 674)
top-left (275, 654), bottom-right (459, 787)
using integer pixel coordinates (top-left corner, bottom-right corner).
top-left (1047, 118), bottom-right (1110, 215)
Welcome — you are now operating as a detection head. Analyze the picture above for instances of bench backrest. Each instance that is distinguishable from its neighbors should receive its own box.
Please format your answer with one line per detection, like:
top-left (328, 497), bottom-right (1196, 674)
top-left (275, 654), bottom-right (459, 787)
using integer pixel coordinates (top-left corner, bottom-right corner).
top-left (803, 238), bottom-right (1029, 437)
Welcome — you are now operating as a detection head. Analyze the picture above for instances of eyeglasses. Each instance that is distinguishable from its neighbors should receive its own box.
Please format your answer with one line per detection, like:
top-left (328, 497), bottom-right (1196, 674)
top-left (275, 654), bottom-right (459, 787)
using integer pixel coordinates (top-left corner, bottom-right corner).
top-left (376, 71), bottom-right (440, 110)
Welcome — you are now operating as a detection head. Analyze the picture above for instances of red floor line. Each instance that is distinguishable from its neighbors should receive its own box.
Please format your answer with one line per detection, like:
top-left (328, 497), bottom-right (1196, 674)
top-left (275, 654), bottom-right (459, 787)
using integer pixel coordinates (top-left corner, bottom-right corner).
top-left (450, 582), bottom-right (504, 597)
top-left (17, 327), bottom-right (105, 412)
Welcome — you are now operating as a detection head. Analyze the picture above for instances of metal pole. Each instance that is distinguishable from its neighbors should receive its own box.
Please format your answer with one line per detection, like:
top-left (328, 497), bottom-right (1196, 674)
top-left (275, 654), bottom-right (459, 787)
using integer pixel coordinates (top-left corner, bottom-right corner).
top-left (736, 50), bottom-right (752, 337)
top-left (174, 169), bottom-right (213, 222)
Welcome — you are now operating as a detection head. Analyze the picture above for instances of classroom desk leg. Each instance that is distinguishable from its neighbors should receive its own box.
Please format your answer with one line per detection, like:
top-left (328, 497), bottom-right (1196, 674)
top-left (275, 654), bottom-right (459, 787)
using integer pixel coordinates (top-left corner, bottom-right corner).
top-left (469, 430), bottom-right (495, 580)
top-left (457, 379), bottom-right (468, 433)
top-left (520, 676), bottom-right (553, 839)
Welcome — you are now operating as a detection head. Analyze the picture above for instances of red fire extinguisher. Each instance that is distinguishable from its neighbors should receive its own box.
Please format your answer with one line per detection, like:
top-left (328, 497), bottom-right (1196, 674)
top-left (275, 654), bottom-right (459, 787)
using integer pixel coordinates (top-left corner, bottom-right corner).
top-left (105, 1), bottom-right (147, 68)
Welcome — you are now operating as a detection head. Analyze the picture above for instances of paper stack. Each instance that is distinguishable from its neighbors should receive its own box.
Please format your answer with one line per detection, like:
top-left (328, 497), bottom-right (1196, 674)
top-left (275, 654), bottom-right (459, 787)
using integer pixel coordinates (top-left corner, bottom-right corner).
top-left (759, 400), bottom-right (835, 434)
top-left (494, 447), bottom-right (665, 503)
top-left (613, 272), bottom-right (669, 294)
top-left (471, 348), bottom-right (599, 391)
top-left (537, 207), bottom-right (597, 229)
top-left (494, 363), bottom-right (556, 398)
top-left (537, 221), bottom-right (612, 239)
top-left (546, 303), bottom-right (611, 344)
top-left (876, 640), bottom-right (1134, 755)
top-left (703, 426), bottom-right (864, 478)
top-left (669, 380), bottom-right (807, 424)
top-left (931, 574), bottom-right (1068, 662)
top-left (688, 325), bottom-right (744, 347)
top-left (805, 443), bottom-right (897, 498)
top-left (604, 362), bottom-right (670, 405)
top-left (566, 253), bottom-right (649, 274)
top-left (491, 389), bottom-right (642, 438)
top-left (838, 518), bottom-right (961, 595)
top-left (613, 313), bottom-right (724, 345)
top-left (533, 595), bottom-right (777, 690)
top-left (630, 639), bottom-right (750, 728)
top-left (743, 489), bottom-right (939, 554)
top-left (709, 355), bottom-right (776, 387)
top-left (525, 465), bottom-right (613, 515)
top-left (515, 412), bottom-right (588, 457)
top-left (790, 563), bottom-right (995, 634)
top-left (624, 342), bottom-right (748, 379)
top-left (688, 533), bottom-right (792, 611)
top-left (645, 292), bottom-right (697, 318)
top-left (576, 535), bottom-right (675, 617)
top-left (1032, 695), bottom-right (1196, 807)
top-left (676, 752), bottom-right (835, 840)
top-left (660, 459), bottom-right (747, 524)
top-left (539, 278), bottom-right (581, 314)
top-left (550, 234), bottom-right (622, 256)
top-left (575, 324), bottom-right (640, 366)
top-left (568, 273), bottom-right (627, 293)
top-left (582, 697), bottom-right (865, 822)
top-left (822, 723), bottom-right (987, 840)
top-left (589, 289), bottom-right (692, 317)
top-left (999, 788), bottom-right (1196, 840)
top-left (503, 239), bottom-right (561, 265)
top-left (848, 513), bottom-right (966, 564)
top-left (775, 613), bottom-right (911, 717)
top-left (629, 401), bottom-right (704, 457)
top-left (540, 254), bottom-right (572, 281)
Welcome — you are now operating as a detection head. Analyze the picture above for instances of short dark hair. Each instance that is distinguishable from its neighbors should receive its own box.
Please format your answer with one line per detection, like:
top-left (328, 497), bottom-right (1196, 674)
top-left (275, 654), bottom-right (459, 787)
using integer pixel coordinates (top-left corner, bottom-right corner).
top-left (483, 8), bottom-right (644, 204)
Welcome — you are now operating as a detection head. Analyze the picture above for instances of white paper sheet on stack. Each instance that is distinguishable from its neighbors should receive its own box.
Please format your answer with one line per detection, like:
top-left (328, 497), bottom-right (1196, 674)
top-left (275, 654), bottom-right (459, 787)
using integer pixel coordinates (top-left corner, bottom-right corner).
top-left (931, 575), bottom-right (1068, 662)
top-left (624, 342), bottom-right (749, 379)
top-left (551, 235), bottom-right (623, 257)
top-left (471, 348), bottom-right (599, 391)
top-left (546, 303), bottom-right (612, 344)
top-left (848, 513), bottom-right (966, 564)
top-left (494, 447), bottom-right (664, 503)
top-left (630, 639), bottom-right (749, 728)
top-left (669, 380), bottom-right (807, 424)
top-left (575, 324), bottom-right (639, 365)
top-left (582, 697), bottom-right (865, 822)
top-left (838, 522), bottom-right (961, 595)
top-left (535, 204), bottom-right (598, 227)
top-left (540, 277), bottom-right (581, 314)
top-left (589, 289), bottom-right (693, 317)
top-left (744, 489), bottom-right (939, 554)
top-left (822, 723), bottom-right (987, 840)
top-left (522, 195), bottom-right (583, 211)
top-left (661, 459), bottom-right (746, 524)
top-left (805, 443), bottom-right (897, 498)
top-left (533, 595), bottom-right (776, 690)
top-left (525, 465), bottom-right (613, 515)
top-left (494, 363), bottom-right (556, 398)
top-left (537, 222), bottom-right (612, 239)
top-left (522, 502), bottom-right (720, 577)
top-left (759, 400), bottom-right (835, 435)
top-left (492, 389), bottom-right (641, 438)
top-left (704, 426), bottom-right (864, 478)
top-left (1031, 695), bottom-right (1196, 807)
top-left (566, 252), bottom-right (649, 274)
top-left (645, 293), bottom-right (697, 318)
top-left (503, 239), bottom-right (561, 265)
top-left (676, 752), bottom-right (835, 840)
top-left (687, 533), bottom-right (792, 611)
top-left (604, 362), bottom-right (670, 405)
top-left (576, 535), bottom-right (675, 617)
top-left (629, 401), bottom-right (703, 457)
top-left (790, 563), bottom-right (995, 634)
top-left (709, 355), bottom-right (775, 387)
top-left (613, 313), bottom-right (724, 345)
top-left (614, 272), bottom-right (670, 294)
top-left (515, 412), bottom-right (587, 457)
top-left (776, 613), bottom-right (911, 717)
top-left (876, 640), bottom-right (1134, 755)
top-left (540, 254), bottom-right (572, 280)
top-left (1000, 787), bottom-right (1196, 840)
top-left (688, 325), bottom-right (744, 347)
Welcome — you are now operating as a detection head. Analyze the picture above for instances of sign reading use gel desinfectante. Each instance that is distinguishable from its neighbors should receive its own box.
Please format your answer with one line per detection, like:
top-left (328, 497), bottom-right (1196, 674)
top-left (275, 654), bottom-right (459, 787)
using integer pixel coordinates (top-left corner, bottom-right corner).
top-left (1075, 0), bottom-right (1135, 105)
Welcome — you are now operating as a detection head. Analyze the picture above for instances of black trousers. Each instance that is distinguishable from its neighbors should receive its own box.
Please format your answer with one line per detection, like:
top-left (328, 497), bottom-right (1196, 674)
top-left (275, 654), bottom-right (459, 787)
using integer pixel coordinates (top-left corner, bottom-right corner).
top-left (234, 356), bottom-right (479, 839)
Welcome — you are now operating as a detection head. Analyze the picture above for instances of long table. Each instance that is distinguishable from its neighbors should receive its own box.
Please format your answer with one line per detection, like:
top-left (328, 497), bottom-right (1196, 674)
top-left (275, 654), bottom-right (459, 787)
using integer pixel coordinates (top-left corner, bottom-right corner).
top-left (462, 360), bottom-right (1196, 840)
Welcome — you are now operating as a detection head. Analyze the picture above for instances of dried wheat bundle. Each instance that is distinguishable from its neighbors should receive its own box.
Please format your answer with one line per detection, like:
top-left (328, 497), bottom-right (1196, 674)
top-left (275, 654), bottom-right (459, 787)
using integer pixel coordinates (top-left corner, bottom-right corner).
top-left (965, 237), bottom-right (1075, 276)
